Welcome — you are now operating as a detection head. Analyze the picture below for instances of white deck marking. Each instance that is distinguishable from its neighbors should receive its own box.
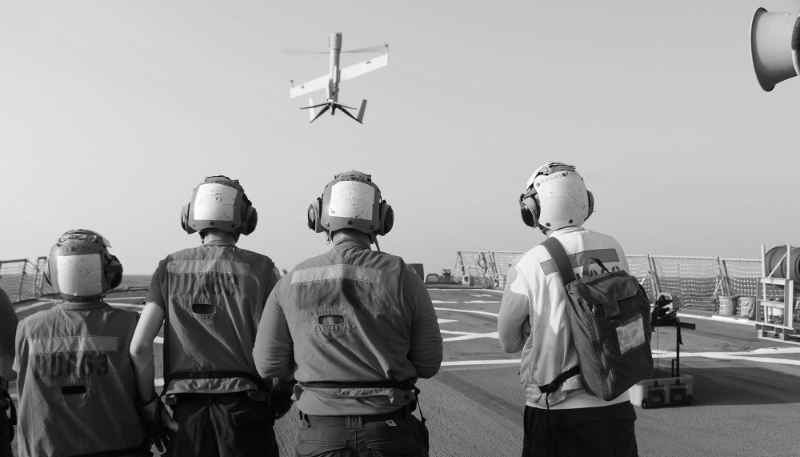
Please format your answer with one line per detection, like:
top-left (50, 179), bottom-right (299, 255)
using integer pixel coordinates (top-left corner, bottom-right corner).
top-left (651, 347), bottom-right (800, 366)
top-left (441, 331), bottom-right (499, 342)
top-left (109, 303), bottom-right (144, 310)
top-left (14, 300), bottom-right (58, 312)
top-left (435, 307), bottom-right (499, 317)
top-left (432, 300), bottom-right (457, 304)
top-left (438, 319), bottom-right (458, 324)
top-left (676, 312), bottom-right (754, 327)
top-left (442, 359), bottom-right (520, 366)
top-left (464, 300), bottom-right (501, 304)
top-left (471, 294), bottom-right (494, 298)
top-left (105, 297), bottom-right (146, 301)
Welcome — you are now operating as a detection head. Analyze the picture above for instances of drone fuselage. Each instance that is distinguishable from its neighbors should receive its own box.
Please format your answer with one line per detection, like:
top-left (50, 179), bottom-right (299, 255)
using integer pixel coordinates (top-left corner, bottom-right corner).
top-left (290, 32), bottom-right (388, 123)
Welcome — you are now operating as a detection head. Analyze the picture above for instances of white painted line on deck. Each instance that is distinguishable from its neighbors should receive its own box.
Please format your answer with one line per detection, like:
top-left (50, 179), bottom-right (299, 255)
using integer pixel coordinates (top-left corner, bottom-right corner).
top-left (438, 319), bottom-right (458, 324)
top-left (432, 300), bottom-right (458, 304)
top-left (435, 307), bottom-right (498, 317)
top-left (651, 347), bottom-right (800, 366)
top-left (471, 294), bottom-right (495, 298)
top-left (109, 303), bottom-right (145, 310)
top-left (442, 331), bottom-right (499, 342)
top-left (14, 301), bottom-right (53, 312)
top-left (442, 359), bottom-right (520, 366)
top-left (464, 300), bottom-right (501, 304)
top-left (676, 312), bottom-right (754, 327)
top-left (105, 297), bottom-right (146, 301)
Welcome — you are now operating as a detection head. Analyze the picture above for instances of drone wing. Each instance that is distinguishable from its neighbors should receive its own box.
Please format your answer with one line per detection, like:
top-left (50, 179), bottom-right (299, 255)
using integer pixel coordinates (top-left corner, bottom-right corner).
top-left (290, 74), bottom-right (330, 98)
top-left (340, 53), bottom-right (388, 83)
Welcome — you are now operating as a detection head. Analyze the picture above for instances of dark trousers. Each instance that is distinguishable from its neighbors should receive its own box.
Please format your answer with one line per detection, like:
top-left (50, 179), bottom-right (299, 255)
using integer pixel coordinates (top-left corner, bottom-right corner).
top-left (171, 392), bottom-right (278, 457)
top-left (0, 410), bottom-right (10, 457)
top-left (297, 407), bottom-right (428, 457)
top-left (522, 401), bottom-right (638, 457)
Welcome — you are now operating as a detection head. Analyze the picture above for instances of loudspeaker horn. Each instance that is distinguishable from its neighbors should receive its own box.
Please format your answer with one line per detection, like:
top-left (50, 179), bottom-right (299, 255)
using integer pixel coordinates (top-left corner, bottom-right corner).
top-left (750, 8), bottom-right (800, 92)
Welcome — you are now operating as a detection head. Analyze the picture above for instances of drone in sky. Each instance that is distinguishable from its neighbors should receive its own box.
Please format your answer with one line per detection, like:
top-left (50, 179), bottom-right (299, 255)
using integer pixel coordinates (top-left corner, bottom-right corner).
top-left (285, 33), bottom-right (388, 124)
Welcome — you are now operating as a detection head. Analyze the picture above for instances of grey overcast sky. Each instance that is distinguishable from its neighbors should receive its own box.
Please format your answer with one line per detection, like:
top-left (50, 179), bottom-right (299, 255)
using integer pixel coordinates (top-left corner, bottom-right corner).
top-left (2, 1), bottom-right (799, 274)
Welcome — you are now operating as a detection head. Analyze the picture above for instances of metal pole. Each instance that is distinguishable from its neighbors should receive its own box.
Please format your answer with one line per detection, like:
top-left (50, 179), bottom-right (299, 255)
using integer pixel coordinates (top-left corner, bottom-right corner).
top-left (18, 262), bottom-right (26, 302)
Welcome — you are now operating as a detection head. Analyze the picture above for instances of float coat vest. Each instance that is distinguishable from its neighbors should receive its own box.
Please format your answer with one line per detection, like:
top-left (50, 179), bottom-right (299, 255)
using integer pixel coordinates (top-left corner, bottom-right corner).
top-left (159, 244), bottom-right (275, 401)
top-left (15, 301), bottom-right (148, 457)
top-left (286, 243), bottom-right (418, 404)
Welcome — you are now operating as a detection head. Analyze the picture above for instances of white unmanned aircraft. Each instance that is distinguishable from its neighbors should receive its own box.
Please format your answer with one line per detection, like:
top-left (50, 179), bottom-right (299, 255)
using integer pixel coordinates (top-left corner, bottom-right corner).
top-left (287, 32), bottom-right (388, 124)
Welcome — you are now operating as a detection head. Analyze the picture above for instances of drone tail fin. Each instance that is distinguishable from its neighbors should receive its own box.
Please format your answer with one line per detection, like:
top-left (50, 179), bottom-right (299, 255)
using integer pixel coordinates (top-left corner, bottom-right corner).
top-left (308, 98), bottom-right (316, 122)
top-left (357, 100), bottom-right (367, 123)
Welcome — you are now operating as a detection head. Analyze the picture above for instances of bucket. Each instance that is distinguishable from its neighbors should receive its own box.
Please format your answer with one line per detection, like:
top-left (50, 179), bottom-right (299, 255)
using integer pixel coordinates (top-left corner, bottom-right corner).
top-left (498, 275), bottom-right (507, 289)
top-left (738, 296), bottom-right (757, 318)
top-left (773, 305), bottom-right (784, 324)
top-left (718, 295), bottom-right (739, 316)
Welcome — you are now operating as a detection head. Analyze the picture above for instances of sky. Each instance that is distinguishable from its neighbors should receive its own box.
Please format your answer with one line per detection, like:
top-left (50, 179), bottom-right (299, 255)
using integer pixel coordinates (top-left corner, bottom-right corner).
top-left (1, 0), bottom-right (800, 274)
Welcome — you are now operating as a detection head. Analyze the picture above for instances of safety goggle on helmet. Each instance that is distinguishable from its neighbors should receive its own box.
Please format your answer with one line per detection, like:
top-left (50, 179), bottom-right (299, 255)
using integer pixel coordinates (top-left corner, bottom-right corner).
top-left (181, 176), bottom-right (258, 236)
top-left (519, 162), bottom-right (594, 231)
top-left (307, 170), bottom-right (394, 237)
top-left (44, 229), bottom-right (123, 300)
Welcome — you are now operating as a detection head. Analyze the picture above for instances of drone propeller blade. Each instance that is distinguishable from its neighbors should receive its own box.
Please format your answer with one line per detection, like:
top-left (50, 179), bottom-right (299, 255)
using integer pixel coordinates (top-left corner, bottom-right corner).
top-left (333, 102), bottom-right (356, 110)
top-left (310, 104), bottom-right (330, 123)
top-left (300, 102), bottom-right (331, 110)
top-left (280, 48), bottom-right (328, 56)
top-left (338, 105), bottom-right (363, 124)
top-left (341, 44), bottom-right (387, 54)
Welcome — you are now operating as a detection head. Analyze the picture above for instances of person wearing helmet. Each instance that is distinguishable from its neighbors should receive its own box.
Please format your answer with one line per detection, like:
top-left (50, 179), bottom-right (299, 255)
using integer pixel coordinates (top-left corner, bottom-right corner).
top-left (253, 171), bottom-right (443, 457)
top-left (497, 163), bottom-right (639, 457)
top-left (13, 230), bottom-right (169, 457)
top-left (0, 286), bottom-right (16, 457)
top-left (130, 176), bottom-right (282, 457)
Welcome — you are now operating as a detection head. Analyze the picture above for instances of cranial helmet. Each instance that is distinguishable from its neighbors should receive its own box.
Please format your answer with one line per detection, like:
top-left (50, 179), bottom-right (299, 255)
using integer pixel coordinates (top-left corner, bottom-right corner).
top-left (44, 229), bottom-right (123, 300)
top-left (180, 176), bottom-right (258, 236)
top-left (519, 162), bottom-right (594, 232)
top-left (307, 171), bottom-right (394, 237)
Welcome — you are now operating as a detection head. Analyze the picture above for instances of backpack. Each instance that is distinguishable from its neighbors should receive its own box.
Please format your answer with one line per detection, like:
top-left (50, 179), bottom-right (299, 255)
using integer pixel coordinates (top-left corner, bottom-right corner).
top-left (540, 236), bottom-right (654, 401)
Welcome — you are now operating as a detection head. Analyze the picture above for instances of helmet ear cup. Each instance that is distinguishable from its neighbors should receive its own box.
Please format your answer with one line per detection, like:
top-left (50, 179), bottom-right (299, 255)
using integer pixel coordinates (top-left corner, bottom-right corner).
top-left (585, 190), bottom-right (594, 223)
top-left (104, 254), bottom-right (123, 290)
top-left (519, 192), bottom-right (540, 228)
top-left (376, 201), bottom-right (393, 236)
top-left (307, 198), bottom-right (323, 233)
top-left (181, 204), bottom-right (196, 234)
top-left (240, 206), bottom-right (258, 235)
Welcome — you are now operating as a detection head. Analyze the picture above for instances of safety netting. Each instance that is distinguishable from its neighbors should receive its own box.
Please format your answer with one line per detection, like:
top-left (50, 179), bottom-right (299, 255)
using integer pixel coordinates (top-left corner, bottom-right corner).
top-left (721, 258), bottom-right (762, 298)
top-left (453, 251), bottom-right (495, 287)
top-left (451, 250), bottom-right (763, 309)
top-left (489, 251), bottom-right (525, 279)
top-left (0, 259), bottom-right (42, 303)
top-left (650, 256), bottom-right (721, 311)
top-left (626, 255), bottom-right (657, 303)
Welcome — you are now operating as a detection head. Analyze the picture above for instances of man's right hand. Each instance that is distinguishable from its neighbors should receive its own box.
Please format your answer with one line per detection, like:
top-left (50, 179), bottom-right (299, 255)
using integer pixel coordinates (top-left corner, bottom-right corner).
top-left (138, 394), bottom-right (179, 452)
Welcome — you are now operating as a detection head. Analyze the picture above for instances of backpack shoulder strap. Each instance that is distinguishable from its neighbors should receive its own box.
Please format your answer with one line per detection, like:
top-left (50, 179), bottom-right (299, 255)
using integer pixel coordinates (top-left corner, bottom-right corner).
top-left (541, 236), bottom-right (576, 285)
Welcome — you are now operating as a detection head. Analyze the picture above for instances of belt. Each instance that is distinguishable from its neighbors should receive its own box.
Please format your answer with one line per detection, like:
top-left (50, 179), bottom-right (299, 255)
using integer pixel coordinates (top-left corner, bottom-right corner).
top-left (301, 406), bottom-right (409, 426)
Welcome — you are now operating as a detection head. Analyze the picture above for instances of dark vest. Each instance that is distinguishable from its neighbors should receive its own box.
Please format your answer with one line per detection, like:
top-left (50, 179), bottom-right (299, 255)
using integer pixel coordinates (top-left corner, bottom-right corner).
top-left (159, 244), bottom-right (275, 400)
top-left (285, 243), bottom-right (418, 387)
top-left (16, 302), bottom-right (147, 457)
